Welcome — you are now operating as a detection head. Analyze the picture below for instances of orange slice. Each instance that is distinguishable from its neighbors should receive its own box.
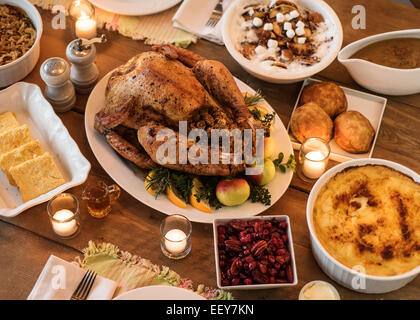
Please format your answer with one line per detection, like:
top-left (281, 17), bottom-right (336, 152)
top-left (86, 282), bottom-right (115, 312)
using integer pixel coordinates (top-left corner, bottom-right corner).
top-left (167, 186), bottom-right (187, 209)
top-left (144, 170), bottom-right (156, 196)
top-left (190, 178), bottom-right (212, 213)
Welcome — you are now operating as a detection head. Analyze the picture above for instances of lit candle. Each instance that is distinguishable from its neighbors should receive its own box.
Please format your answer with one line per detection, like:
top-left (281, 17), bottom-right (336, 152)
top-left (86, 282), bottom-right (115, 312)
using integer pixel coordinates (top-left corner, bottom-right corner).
top-left (52, 209), bottom-right (78, 237)
top-left (165, 229), bottom-right (187, 254)
top-left (302, 151), bottom-right (327, 179)
top-left (75, 13), bottom-right (97, 39)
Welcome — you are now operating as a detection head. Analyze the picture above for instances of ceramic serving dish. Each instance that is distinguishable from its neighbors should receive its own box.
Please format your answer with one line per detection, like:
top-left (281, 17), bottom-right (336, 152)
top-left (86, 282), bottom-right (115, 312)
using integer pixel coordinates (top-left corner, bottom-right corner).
top-left (338, 29), bottom-right (420, 96)
top-left (221, 0), bottom-right (343, 83)
top-left (287, 78), bottom-right (387, 162)
top-left (0, 83), bottom-right (91, 217)
top-left (307, 158), bottom-right (420, 293)
top-left (213, 215), bottom-right (298, 290)
top-left (0, 0), bottom-right (42, 88)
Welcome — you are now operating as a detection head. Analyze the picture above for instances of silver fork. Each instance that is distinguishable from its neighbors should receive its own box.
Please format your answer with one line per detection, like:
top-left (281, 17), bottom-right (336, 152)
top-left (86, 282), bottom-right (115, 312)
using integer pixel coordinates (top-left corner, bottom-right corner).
top-left (205, 0), bottom-right (224, 28)
top-left (71, 270), bottom-right (97, 300)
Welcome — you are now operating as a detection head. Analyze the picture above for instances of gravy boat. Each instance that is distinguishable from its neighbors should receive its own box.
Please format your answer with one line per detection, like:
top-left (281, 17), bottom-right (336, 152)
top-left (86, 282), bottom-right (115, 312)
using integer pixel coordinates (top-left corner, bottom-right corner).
top-left (338, 29), bottom-right (420, 96)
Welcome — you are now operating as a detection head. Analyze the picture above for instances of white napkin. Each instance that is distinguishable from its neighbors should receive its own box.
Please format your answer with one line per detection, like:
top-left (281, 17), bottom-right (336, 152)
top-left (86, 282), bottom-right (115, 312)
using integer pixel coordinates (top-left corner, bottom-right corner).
top-left (173, 0), bottom-right (235, 45)
top-left (27, 255), bottom-right (117, 300)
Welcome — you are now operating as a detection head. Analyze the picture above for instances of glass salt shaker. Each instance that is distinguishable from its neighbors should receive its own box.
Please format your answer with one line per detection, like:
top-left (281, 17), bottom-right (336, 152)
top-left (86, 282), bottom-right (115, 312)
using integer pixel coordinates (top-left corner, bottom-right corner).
top-left (40, 57), bottom-right (76, 113)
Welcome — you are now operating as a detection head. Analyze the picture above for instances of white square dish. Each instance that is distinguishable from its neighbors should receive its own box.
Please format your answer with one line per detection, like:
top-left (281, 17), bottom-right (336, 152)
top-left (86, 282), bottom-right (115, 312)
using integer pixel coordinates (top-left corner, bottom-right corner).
top-left (213, 215), bottom-right (298, 290)
top-left (0, 82), bottom-right (91, 217)
top-left (287, 78), bottom-right (387, 162)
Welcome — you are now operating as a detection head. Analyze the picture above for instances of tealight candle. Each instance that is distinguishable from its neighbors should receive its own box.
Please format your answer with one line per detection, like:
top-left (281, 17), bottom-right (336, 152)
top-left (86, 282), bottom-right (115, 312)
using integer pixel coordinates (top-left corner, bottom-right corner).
top-left (52, 209), bottom-right (78, 237)
top-left (160, 215), bottom-right (192, 259)
top-left (298, 137), bottom-right (330, 181)
top-left (47, 193), bottom-right (80, 239)
top-left (302, 151), bottom-right (327, 179)
top-left (164, 229), bottom-right (187, 254)
top-left (75, 15), bottom-right (97, 39)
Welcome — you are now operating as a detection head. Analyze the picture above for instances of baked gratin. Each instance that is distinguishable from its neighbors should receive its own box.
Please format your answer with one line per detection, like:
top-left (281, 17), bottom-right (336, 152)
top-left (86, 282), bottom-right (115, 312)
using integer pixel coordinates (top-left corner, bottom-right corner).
top-left (313, 165), bottom-right (420, 276)
top-left (0, 4), bottom-right (36, 66)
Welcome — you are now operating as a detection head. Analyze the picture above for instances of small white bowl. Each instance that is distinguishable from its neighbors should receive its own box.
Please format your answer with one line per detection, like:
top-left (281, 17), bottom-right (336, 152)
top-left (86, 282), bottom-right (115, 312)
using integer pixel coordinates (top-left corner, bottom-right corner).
top-left (0, 0), bottom-right (43, 88)
top-left (338, 29), bottom-right (420, 96)
top-left (213, 215), bottom-right (298, 290)
top-left (221, 0), bottom-right (343, 84)
top-left (299, 280), bottom-right (340, 300)
top-left (306, 158), bottom-right (420, 294)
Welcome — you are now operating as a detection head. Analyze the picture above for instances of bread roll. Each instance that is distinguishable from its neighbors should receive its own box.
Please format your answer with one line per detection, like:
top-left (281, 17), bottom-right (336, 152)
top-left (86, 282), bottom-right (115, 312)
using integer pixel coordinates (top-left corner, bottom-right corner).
top-left (290, 102), bottom-right (333, 143)
top-left (334, 110), bottom-right (375, 153)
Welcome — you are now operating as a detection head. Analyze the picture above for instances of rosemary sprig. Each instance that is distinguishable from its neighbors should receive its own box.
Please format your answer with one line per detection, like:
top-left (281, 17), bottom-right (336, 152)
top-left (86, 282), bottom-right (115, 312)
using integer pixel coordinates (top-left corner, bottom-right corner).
top-left (273, 153), bottom-right (296, 173)
top-left (194, 177), bottom-right (223, 209)
top-left (145, 166), bottom-right (193, 203)
top-left (244, 89), bottom-right (264, 107)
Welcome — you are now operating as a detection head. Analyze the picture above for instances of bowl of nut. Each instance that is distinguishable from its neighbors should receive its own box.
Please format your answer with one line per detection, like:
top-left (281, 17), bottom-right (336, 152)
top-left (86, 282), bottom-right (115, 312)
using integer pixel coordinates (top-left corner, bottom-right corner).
top-left (221, 0), bottom-right (343, 83)
top-left (213, 216), bottom-right (297, 289)
top-left (0, 0), bottom-right (43, 88)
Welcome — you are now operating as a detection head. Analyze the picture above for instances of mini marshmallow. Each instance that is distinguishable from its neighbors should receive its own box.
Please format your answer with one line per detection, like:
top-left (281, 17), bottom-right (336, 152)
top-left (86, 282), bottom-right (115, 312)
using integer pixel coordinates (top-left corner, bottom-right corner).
top-left (286, 29), bottom-right (295, 39)
top-left (296, 20), bottom-right (305, 29)
top-left (295, 27), bottom-right (305, 36)
top-left (269, 0), bottom-right (277, 7)
top-left (289, 10), bottom-right (299, 19)
top-left (267, 39), bottom-right (278, 49)
top-left (263, 23), bottom-right (273, 31)
top-left (252, 17), bottom-right (263, 27)
top-left (283, 22), bottom-right (292, 30)
top-left (248, 8), bottom-right (255, 16)
top-left (285, 13), bottom-right (292, 21)
top-left (276, 13), bottom-right (285, 23)
top-left (254, 45), bottom-right (265, 55)
top-left (297, 37), bottom-right (306, 44)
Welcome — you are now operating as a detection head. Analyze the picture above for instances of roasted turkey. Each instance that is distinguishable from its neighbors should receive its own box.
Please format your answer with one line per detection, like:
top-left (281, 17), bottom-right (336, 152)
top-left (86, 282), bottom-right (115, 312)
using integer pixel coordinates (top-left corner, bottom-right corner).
top-left (94, 45), bottom-right (261, 176)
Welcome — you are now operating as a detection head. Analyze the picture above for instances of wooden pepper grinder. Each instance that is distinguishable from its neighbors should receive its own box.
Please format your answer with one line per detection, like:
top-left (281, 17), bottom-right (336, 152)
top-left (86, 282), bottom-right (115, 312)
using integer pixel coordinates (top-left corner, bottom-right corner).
top-left (66, 35), bottom-right (106, 94)
top-left (40, 57), bottom-right (76, 113)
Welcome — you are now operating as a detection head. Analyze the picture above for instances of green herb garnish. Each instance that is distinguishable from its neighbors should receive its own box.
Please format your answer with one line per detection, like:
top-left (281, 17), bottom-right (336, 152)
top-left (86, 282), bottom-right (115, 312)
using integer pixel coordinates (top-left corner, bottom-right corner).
top-left (244, 89), bottom-right (264, 107)
top-left (249, 184), bottom-right (271, 206)
top-left (194, 176), bottom-right (223, 210)
top-left (273, 153), bottom-right (296, 173)
top-left (145, 166), bottom-right (193, 203)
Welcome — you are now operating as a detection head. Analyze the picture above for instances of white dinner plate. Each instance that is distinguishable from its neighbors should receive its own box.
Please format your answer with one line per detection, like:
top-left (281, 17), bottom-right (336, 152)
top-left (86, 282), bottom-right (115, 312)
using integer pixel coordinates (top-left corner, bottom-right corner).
top-left (113, 285), bottom-right (206, 300)
top-left (89, 0), bottom-right (182, 16)
top-left (0, 83), bottom-right (91, 217)
top-left (85, 70), bottom-right (293, 224)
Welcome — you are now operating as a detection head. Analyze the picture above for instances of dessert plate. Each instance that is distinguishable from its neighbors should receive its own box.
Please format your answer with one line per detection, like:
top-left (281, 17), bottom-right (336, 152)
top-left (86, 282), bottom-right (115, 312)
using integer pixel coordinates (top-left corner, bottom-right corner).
top-left (89, 0), bottom-right (181, 16)
top-left (0, 83), bottom-right (91, 217)
top-left (113, 286), bottom-right (206, 300)
top-left (85, 71), bottom-right (293, 224)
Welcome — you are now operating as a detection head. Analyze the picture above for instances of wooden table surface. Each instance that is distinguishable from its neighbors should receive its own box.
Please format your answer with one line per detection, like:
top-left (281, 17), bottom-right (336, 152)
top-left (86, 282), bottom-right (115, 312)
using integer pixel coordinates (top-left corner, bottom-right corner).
top-left (1, 0), bottom-right (420, 300)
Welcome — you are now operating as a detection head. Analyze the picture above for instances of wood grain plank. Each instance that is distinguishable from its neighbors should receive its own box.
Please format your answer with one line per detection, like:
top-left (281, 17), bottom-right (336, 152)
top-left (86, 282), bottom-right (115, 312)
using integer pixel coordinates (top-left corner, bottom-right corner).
top-left (0, 222), bottom-right (79, 300)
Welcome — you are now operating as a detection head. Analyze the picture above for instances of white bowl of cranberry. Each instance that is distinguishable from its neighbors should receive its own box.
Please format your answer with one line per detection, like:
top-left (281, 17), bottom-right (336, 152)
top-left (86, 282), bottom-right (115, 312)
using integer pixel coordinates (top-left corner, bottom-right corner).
top-left (213, 216), bottom-right (298, 289)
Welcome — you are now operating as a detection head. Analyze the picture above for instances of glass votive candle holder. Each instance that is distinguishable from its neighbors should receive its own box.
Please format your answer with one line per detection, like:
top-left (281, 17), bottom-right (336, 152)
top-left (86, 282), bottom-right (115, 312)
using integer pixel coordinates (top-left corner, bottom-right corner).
top-left (298, 137), bottom-right (330, 181)
top-left (47, 193), bottom-right (80, 239)
top-left (160, 215), bottom-right (192, 260)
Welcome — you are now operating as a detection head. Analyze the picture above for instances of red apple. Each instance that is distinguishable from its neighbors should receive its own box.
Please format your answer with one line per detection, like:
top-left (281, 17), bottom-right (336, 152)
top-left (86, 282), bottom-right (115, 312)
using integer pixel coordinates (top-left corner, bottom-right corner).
top-left (216, 178), bottom-right (250, 206)
top-left (247, 159), bottom-right (276, 186)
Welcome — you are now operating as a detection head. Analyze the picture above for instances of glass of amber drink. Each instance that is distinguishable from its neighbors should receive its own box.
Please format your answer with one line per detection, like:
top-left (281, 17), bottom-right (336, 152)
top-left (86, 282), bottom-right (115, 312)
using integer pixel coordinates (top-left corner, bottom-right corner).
top-left (82, 179), bottom-right (120, 218)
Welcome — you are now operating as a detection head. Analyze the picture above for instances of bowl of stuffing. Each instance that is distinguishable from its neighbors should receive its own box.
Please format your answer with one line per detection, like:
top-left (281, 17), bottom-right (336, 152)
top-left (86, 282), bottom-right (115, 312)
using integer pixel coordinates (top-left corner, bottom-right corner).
top-left (0, 0), bottom-right (42, 88)
top-left (221, 0), bottom-right (342, 83)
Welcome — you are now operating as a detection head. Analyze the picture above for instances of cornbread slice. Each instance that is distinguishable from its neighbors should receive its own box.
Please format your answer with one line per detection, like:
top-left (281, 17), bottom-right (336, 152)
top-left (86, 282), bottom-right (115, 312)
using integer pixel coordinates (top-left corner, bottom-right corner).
top-left (0, 124), bottom-right (33, 154)
top-left (0, 140), bottom-right (44, 185)
top-left (0, 112), bottom-right (19, 134)
top-left (10, 152), bottom-right (65, 202)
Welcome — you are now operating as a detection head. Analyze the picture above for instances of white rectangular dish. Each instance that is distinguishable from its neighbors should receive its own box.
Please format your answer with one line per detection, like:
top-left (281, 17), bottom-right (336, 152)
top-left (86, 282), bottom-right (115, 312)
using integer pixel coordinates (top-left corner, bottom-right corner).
top-left (287, 78), bottom-right (387, 162)
top-left (0, 82), bottom-right (90, 217)
top-left (213, 215), bottom-right (298, 290)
